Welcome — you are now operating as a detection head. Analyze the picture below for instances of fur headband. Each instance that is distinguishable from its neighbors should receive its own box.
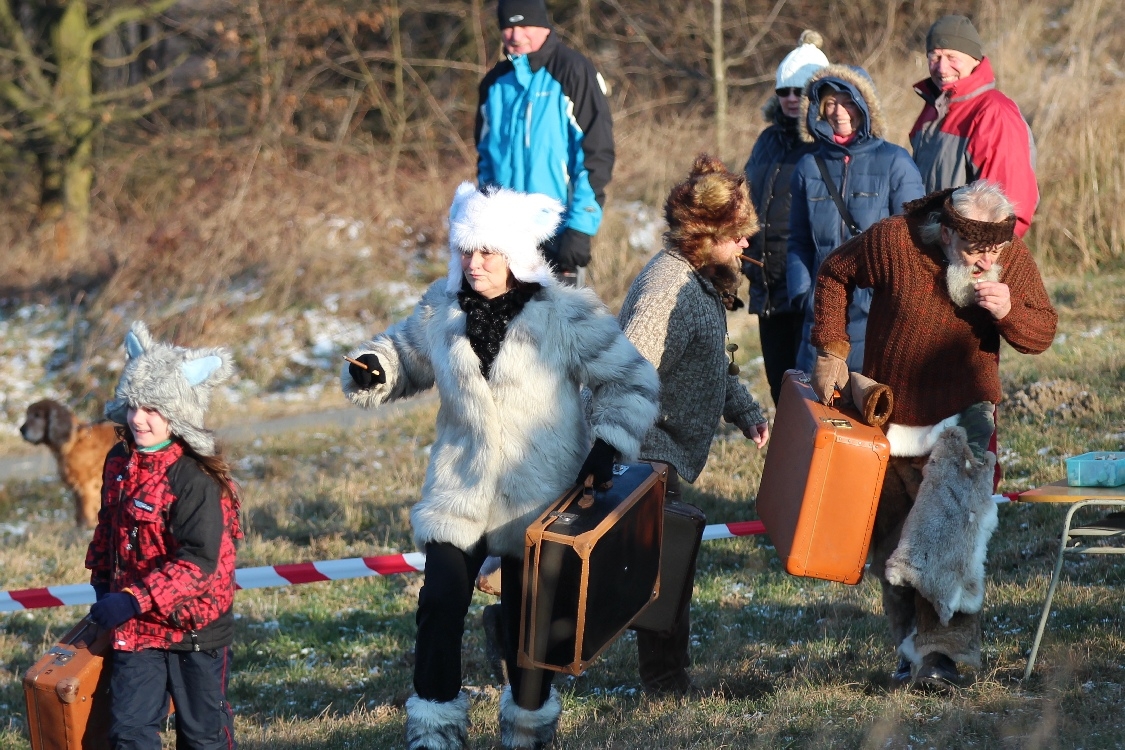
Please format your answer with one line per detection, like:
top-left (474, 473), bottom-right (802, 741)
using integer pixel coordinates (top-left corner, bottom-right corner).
top-left (905, 188), bottom-right (1016, 246)
top-left (664, 154), bottom-right (759, 267)
top-left (105, 321), bottom-right (234, 456)
top-left (446, 182), bottom-right (562, 293)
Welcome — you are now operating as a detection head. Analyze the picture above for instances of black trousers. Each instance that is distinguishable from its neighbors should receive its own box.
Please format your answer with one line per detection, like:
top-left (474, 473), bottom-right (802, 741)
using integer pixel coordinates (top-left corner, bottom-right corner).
top-left (635, 469), bottom-right (696, 692)
top-left (415, 540), bottom-right (554, 710)
top-left (109, 646), bottom-right (235, 750)
top-left (757, 311), bottom-right (804, 406)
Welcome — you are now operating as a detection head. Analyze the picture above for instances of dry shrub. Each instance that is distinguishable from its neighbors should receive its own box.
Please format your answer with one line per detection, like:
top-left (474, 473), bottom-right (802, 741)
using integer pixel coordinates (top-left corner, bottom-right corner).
top-left (4, 0), bottom-right (1125, 330)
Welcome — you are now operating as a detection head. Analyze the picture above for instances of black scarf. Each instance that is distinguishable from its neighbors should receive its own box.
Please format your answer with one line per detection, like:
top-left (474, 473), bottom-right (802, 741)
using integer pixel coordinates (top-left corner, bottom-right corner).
top-left (457, 281), bottom-right (541, 378)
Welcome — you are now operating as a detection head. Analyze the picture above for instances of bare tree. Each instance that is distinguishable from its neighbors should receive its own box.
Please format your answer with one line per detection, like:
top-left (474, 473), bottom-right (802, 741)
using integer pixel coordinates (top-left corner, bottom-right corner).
top-left (0, 0), bottom-right (181, 259)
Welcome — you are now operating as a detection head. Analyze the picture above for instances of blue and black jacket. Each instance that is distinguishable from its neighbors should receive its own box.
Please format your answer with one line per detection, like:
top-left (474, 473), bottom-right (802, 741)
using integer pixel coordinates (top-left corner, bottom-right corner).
top-left (475, 32), bottom-right (614, 242)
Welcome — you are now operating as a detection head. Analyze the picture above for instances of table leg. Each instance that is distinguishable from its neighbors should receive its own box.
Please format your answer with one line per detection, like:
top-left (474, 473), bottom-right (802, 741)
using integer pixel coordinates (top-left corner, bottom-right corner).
top-left (1024, 501), bottom-right (1087, 680)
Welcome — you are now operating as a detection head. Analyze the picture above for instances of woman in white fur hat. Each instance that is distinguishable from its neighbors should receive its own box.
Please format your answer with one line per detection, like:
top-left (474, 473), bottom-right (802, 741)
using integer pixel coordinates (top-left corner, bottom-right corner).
top-left (342, 183), bottom-right (659, 750)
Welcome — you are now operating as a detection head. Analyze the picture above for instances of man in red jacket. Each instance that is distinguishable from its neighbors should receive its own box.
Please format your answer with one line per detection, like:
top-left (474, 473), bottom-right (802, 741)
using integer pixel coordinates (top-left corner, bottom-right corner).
top-left (910, 15), bottom-right (1038, 237)
top-left (809, 182), bottom-right (1056, 690)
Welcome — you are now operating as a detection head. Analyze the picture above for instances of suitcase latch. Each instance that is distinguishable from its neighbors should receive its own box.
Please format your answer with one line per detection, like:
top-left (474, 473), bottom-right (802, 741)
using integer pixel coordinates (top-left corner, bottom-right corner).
top-left (820, 418), bottom-right (852, 429)
top-left (48, 647), bottom-right (76, 665)
top-left (548, 512), bottom-right (581, 525)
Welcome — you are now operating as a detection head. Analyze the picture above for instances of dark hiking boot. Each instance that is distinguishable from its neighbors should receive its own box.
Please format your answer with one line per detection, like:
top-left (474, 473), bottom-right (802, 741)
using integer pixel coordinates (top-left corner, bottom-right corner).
top-left (911, 652), bottom-right (961, 691)
top-left (482, 603), bottom-right (508, 685)
top-left (892, 656), bottom-right (912, 685)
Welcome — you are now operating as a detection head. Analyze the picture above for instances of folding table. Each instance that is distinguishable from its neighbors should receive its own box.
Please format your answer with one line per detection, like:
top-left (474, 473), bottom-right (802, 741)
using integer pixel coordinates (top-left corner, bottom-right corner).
top-left (1017, 480), bottom-right (1125, 679)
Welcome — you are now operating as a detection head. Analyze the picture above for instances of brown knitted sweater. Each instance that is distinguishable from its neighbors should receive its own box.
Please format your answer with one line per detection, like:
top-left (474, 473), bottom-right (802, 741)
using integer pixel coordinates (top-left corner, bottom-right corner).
top-left (811, 215), bottom-right (1057, 426)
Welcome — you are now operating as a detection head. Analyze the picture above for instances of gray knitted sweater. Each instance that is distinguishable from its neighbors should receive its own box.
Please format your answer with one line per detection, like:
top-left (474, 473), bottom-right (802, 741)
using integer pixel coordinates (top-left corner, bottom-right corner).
top-left (619, 250), bottom-right (766, 482)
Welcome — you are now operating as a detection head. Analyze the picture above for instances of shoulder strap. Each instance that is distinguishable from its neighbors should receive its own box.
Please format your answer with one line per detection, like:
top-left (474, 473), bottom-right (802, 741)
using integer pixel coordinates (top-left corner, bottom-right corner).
top-left (814, 155), bottom-right (863, 237)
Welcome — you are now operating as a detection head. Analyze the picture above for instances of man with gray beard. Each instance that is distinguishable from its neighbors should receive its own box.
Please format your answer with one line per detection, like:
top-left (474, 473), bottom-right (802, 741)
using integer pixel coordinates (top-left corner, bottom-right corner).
top-left (807, 181), bottom-right (1056, 689)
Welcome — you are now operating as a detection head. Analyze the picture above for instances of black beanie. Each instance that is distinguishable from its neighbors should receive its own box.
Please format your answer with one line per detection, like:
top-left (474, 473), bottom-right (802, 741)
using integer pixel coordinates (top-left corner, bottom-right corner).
top-left (498, 0), bottom-right (551, 30)
top-left (926, 15), bottom-right (983, 60)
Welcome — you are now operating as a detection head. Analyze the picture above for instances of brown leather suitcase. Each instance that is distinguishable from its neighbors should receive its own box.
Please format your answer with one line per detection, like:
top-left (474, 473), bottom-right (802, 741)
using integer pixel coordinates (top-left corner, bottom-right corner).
top-left (630, 500), bottom-right (706, 636)
top-left (755, 370), bottom-right (890, 584)
top-left (23, 618), bottom-right (112, 750)
top-left (519, 462), bottom-right (666, 675)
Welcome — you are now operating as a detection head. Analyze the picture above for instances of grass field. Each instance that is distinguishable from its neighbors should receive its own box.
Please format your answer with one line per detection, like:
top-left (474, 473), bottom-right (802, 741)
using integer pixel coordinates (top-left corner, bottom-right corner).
top-left (1, 271), bottom-right (1123, 749)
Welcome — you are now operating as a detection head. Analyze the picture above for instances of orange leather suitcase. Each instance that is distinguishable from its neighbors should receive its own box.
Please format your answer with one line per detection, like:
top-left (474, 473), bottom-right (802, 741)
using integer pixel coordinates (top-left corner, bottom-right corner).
top-left (519, 462), bottom-right (665, 675)
top-left (755, 370), bottom-right (890, 584)
top-left (23, 618), bottom-right (112, 750)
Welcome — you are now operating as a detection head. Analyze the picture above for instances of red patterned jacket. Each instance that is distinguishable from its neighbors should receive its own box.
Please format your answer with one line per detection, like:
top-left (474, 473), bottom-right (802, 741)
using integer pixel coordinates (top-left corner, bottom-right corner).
top-left (86, 441), bottom-right (242, 652)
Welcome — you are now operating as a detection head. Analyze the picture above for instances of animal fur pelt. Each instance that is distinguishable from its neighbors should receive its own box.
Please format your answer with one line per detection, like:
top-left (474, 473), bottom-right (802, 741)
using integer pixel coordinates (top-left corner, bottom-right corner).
top-left (884, 426), bottom-right (998, 625)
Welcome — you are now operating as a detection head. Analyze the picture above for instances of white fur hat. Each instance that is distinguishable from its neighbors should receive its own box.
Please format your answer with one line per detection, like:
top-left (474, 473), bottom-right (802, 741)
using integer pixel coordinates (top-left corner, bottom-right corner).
top-left (775, 30), bottom-right (830, 90)
top-left (445, 182), bottom-right (563, 293)
top-left (105, 321), bottom-right (234, 456)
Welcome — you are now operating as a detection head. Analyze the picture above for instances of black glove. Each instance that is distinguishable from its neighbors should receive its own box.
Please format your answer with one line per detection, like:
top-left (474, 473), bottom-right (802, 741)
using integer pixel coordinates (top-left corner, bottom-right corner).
top-left (89, 592), bottom-right (140, 630)
top-left (554, 228), bottom-right (592, 270)
top-left (576, 438), bottom-right (617, 489)
top-left (348, 353), bottom-right (386, 389)
top-left (93, 582), bottom-right (110, 602)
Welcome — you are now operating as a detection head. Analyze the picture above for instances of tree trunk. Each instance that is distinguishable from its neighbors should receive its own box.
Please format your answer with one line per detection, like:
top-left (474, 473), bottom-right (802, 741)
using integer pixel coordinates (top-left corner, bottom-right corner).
top-left (712, 0), bottom-right (727, 161)
top-left (38, 0), bottom-right (95, 260)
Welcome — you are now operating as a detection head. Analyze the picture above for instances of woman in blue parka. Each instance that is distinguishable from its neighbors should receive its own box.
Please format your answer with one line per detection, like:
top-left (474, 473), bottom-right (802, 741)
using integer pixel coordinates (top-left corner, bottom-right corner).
top-left (787, 65), bottom-right (924, 373)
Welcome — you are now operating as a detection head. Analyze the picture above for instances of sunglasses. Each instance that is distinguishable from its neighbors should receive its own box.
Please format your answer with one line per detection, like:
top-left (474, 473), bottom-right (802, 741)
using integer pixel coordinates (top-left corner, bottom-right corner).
top-left (775, 87), bottom-right (803, 98)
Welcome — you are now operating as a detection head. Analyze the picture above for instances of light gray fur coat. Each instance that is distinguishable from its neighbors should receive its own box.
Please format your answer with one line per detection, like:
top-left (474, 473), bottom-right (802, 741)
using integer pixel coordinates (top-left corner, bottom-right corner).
top-left (341, 280), bottom-right (660, 558)
top-left (885, 426), bottom-right (998, 625)
top-left (618, 250), bottom-right (766, 481)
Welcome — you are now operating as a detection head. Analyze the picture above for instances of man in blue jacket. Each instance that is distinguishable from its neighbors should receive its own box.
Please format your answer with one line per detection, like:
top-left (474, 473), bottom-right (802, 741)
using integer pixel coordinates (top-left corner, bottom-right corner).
top-left (476, 0), bottom-right (615, 286)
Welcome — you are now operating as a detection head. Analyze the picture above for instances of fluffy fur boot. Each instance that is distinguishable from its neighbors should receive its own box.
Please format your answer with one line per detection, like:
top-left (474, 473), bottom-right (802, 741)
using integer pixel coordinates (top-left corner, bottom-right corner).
top-left (884, 427), bottom-right (998, 625)
top-left (405, 692), bottom-right (470, 750)
top-left (499, 686), bottom-right (561, 750)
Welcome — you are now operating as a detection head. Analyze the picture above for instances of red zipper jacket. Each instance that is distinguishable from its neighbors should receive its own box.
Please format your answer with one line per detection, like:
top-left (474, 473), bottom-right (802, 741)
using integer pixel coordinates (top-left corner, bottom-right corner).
top-left (86, 441), bottom-right (241, 652)
top-left (910, 57), bottom-right (1038, 237)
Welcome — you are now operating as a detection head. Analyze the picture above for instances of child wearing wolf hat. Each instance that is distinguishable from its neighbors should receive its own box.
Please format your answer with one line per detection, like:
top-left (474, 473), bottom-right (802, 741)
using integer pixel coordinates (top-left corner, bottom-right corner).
top-left (86, 321), bottom-right (241, 750)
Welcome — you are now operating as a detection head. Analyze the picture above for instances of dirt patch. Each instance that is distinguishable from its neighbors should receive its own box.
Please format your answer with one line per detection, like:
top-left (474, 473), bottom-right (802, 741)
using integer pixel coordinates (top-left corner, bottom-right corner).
top-left (1005, 379), bottom-right (1101, 421)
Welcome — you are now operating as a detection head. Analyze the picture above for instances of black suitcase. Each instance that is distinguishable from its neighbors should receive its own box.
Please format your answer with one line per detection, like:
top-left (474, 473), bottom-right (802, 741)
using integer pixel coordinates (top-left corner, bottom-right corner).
top-left (518, 462), bottom-right (666, 675)
top-left (630, 500), bottom-right (706, 636)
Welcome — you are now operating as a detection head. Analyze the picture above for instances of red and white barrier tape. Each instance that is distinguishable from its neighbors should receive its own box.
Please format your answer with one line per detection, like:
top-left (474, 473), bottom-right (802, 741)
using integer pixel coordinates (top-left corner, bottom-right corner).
top-left (0, 495), bottom-right (1019, 613)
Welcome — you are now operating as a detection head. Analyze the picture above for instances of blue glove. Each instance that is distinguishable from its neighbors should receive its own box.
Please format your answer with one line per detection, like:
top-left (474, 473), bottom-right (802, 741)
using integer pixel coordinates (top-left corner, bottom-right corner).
top-left (89, 592), bottom-right (140, 629)
top-left (93, 583), bottom-right (110, 602)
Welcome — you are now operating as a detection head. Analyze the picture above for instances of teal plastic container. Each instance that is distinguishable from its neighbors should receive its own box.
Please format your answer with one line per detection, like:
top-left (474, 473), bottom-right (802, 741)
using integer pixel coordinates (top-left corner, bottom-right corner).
top-left (1066, 452), bottom-right (1125, 487)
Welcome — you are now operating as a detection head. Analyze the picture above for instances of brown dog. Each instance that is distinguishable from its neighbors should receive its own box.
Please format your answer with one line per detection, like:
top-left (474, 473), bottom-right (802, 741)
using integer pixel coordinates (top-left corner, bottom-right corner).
top-left (19, 400), bottom-right (120, 528)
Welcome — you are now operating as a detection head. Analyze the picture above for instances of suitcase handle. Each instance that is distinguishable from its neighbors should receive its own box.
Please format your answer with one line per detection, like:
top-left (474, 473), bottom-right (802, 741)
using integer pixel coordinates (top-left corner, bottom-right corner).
top-left (577, 475), bottom-right (596, 509)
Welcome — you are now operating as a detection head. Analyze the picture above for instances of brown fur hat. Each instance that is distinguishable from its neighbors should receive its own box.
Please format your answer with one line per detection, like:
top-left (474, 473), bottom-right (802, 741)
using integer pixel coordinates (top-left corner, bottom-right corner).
top-left (664, 154), bottom-right (759, 267)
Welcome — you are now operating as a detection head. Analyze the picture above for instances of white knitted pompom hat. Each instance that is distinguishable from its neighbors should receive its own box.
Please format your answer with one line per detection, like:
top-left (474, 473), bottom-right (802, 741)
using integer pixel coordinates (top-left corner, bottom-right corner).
top-left (775, 30), bottom-right (830, 90)
top-left (445, 182), bottom-right (564, 293)
top-left (105, 321), bottom-right (234, 456)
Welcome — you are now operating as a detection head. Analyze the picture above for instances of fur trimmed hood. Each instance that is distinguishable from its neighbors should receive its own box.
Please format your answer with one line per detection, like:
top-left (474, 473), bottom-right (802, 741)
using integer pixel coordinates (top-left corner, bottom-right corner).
top-left (445, 182), bottom-right (562, 293)
top-left (799, 64), bottom-right (887, 144)
top-left (664, 154), bottom-right (759, 267)
top-left (105, 321), bottom-right (234, 457)
top-left (761, 95), bottom-right (782, 124)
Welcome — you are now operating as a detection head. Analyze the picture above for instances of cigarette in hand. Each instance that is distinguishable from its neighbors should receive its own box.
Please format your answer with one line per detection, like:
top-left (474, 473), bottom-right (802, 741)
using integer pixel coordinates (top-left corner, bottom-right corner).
top-left (739, 253), bottom-right (765, 268)
top-left (343, 355), bottom-right (381, 377)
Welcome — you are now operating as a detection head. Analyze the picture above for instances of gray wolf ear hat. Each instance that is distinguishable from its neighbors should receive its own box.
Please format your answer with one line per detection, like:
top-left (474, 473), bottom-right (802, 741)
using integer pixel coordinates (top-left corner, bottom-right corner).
top-left (105, 321), bottom-right (235, 456)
